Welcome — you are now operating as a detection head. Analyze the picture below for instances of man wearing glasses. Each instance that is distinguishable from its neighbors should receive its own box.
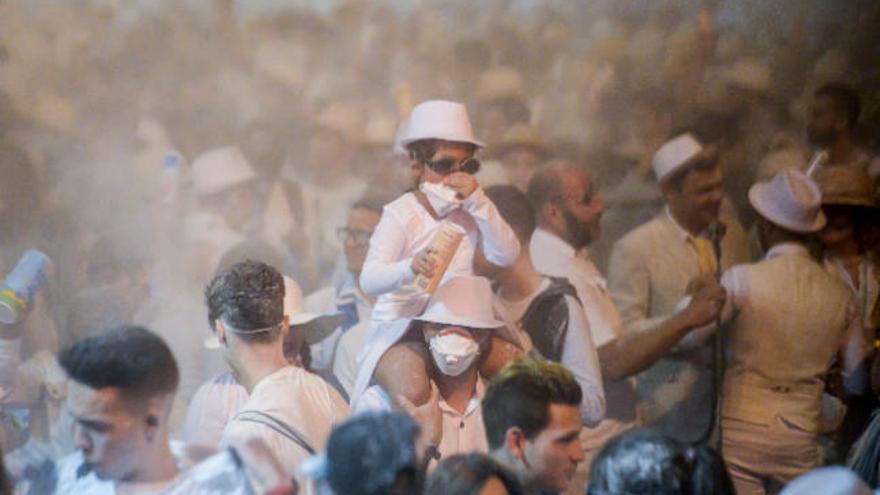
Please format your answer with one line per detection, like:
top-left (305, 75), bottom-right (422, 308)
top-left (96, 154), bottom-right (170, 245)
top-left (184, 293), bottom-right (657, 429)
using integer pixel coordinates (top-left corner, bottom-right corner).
top-left (304, 195), bottom-right (387, 398)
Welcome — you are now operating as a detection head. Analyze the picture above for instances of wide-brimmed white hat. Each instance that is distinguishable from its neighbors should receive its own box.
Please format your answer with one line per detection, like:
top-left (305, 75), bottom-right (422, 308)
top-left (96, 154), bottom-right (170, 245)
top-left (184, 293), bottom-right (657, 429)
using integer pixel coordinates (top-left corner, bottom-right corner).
top-left (780, 467), bottom-right (870, 495)
top-left (192, 146), bottom-right (257, 197)
top-left (748, 168), bottom-right (826, 233)
top-left (417, 276), bottom-right (503, 329)
top-left (283, 276), bottom-right (345, 345)
top-left (652, 133), bottom-right (704, 183)
top-left (204, 275), bottom-right (344, 349)
top-left (400, 100), bottom-right (484, 149)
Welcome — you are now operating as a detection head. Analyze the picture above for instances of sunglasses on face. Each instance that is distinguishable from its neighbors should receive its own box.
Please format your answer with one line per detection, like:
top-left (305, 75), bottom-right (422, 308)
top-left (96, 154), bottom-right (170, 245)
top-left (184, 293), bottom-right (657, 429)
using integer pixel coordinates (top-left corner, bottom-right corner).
top-left (422, 156), bottom-right (481, 176)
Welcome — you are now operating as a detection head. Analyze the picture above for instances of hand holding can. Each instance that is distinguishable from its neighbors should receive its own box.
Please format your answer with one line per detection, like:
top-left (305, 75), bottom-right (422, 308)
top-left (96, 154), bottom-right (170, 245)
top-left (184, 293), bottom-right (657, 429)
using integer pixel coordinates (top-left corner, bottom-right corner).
top-left (0, 250), bottom-right (53, 325)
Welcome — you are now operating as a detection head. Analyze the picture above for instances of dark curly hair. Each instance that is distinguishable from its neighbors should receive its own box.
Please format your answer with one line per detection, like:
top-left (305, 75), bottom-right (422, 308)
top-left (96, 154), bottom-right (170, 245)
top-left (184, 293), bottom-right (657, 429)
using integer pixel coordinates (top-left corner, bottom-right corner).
top-left (204, 259), bottom-right (285, 343)
top-left (325, 412), bottom-right (422, 495)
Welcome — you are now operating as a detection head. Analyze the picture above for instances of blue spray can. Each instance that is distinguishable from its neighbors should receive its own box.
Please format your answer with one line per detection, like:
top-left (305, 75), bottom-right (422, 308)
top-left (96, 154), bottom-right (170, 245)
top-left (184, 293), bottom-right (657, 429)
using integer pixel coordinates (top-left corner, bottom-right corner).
top-left (0, 250), bottom-right (52, 324)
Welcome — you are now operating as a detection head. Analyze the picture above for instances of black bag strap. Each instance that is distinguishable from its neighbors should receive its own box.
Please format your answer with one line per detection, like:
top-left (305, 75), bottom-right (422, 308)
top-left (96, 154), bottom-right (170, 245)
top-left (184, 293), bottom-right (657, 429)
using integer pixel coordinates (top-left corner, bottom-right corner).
top-left (233, 410), bottom-right (316, 455)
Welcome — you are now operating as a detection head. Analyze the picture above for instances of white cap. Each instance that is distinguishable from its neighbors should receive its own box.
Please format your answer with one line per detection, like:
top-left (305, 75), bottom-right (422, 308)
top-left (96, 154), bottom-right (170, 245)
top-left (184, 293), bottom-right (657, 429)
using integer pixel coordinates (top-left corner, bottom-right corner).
top-left (652, 133), bottom-right (704, 183)
top-left (401, 100), bottom-right (484, 149)
top-left (418, 276), bottom-right (503, 329)
top-left (192, 146), bottom-right (257, 197)
top-left (748, 168), bottom-right (826, 233)
top-left (780, 467), bottom-right (870, 495)
top-left (204, 275), bottom-right (343, 350)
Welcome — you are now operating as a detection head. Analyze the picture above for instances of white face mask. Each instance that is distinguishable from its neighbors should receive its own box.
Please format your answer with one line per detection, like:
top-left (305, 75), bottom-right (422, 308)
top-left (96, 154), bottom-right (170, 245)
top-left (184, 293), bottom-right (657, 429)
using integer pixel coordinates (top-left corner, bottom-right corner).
top-left (420, 182), bottom-right (461, 217)
top-left (429, 330), bottom-right (480, 376)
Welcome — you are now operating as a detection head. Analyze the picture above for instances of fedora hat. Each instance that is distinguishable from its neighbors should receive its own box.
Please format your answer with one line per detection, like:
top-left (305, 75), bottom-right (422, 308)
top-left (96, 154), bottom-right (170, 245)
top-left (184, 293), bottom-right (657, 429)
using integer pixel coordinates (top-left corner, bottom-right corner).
top-left (814, 166), bottom-right (878, 209)
top-left (400, 100), bottom-right (484, 148)
top-left (417, 276), bottom-right (503, 329)
top-left (191, 146), bottom-right (257, 197)
top-left (748, 168), bottom-right (826, 233)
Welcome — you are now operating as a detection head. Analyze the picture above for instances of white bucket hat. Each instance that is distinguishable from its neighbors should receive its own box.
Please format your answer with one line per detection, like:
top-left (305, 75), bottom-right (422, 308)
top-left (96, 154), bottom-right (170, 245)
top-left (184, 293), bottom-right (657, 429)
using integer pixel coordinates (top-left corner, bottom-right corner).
top-left (652, 133), bottom-right (704, 184)
top-left (204, 275), bottom-right (344, 349)
top-left (748, 168), bottom-right (826, 234)
top-left (400, 100), bottom-right (484, 149)
top-left (192, 146), bottom-right (257, 197)
top-left (417, 276), bottom-right (503, 329)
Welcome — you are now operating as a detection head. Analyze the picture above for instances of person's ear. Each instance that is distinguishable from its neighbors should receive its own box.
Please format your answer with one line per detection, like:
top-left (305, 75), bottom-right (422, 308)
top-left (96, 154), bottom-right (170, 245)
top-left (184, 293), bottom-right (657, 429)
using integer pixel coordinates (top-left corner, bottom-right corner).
top-left (505, 427), bottom-right (528, 462)
top-left (216, 319), bottom-right (228, 346)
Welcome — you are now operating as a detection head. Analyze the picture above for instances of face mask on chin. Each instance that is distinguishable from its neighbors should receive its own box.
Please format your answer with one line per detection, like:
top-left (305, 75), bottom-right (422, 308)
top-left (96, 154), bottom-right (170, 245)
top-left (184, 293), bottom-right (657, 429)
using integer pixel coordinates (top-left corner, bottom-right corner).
top-left (428, 330), bottom-right (480, 377)
top-left (420, 182), bottom-right (462, 217)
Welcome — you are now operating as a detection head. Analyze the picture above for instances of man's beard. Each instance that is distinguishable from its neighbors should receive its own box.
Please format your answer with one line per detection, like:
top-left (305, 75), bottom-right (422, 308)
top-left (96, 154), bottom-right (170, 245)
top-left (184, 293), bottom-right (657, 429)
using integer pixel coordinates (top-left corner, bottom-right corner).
top-left (562, 208), bottom-right (592, 250)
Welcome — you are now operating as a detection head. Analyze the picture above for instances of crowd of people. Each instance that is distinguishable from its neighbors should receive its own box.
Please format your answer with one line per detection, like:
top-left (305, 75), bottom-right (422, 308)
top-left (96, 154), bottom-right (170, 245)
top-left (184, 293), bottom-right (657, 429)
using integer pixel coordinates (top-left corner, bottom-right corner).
top-left (0, 0), bottom-right (879, 494)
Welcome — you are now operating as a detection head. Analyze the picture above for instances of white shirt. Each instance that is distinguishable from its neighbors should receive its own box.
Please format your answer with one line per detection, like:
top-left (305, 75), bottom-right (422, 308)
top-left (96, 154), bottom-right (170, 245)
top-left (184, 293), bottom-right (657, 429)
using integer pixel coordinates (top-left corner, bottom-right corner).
top-left (304, 273), bottom-right (373, 372)
top-left (361, 188), bottom-right (520, 322)
top-left (529, 228), bottom-right (638, 453)
top-left (182, 373), bottom-right (249, 449)
top-left (331, 320), bottom-right (369, 398)
top-left (222, 366), bottom-right (350, 495)
top-left (498, 277), bottom-right (605, 426)
top-left (355, 381), bottom-right (489, 460)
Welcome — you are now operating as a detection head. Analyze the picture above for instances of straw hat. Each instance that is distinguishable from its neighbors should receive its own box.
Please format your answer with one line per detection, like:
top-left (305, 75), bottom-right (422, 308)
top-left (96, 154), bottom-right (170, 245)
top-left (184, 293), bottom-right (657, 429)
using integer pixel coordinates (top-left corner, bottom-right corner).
top-left (315, 103), bottom-right (364, 143)
top-left (496, 124), bottom-right (550, 158)
top-left (401, 100), bottom-right (484, 148)
top-left (417, 276), bottom-right (503, 329)
top-left (476, 66), bottom-right (525, 102)
top-left (191, 146), bottom-right (257, 197)
top-left (748, 168), bottom-right (826, 233)
top-left (725, 59), bottom-right (771, 94)
top-left (814, 166), bottom-right (878, 209)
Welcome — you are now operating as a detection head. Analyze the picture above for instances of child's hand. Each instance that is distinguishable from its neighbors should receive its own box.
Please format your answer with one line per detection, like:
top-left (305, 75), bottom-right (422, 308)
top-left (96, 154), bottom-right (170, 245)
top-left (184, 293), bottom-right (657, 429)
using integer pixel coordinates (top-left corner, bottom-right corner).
top-left (444, 172), bottom-right (478, 199)
top-left (411, 247), bottom-right (437, 279)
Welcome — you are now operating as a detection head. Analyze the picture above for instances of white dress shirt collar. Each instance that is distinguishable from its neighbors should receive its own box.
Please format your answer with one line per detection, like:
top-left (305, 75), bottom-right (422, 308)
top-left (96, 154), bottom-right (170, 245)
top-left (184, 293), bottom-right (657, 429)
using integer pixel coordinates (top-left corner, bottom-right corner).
top-left (765, 242), bottom-right (810, 260)
top-left (531, 227), bottom-right (575, 259)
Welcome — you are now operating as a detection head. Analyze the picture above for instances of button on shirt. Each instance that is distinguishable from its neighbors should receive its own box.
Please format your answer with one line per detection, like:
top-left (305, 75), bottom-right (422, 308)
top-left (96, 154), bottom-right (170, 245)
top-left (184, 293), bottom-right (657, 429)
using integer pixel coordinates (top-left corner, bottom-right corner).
top-left (355, 381), bottom-right (489, 459)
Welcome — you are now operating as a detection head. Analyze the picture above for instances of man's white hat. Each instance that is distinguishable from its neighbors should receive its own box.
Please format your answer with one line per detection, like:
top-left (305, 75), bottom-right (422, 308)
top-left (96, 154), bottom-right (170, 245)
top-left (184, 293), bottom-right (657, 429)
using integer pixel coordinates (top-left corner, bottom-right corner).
top-left (192, 146), bottom-right (257, 197)
top-left (417, 276), bottom-right (503, 329)
top-left (652, 133), bottom-right (704, 183)
top-left (282, 276), bottom-right (345, 345)
top-left (748, 168), bottom-right (826, 234)
top-left (204, 275), bottom-right (344, 349)
top-left (400, 100), bottom-right (484, 149)
top-left (780, 467), bottom-right (870, 495)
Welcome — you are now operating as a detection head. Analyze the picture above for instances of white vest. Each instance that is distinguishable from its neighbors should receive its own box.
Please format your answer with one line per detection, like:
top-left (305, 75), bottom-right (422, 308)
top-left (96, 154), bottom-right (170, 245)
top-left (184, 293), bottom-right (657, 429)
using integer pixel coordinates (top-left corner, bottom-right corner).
top-left (723, 253), bottom-right (851, 433)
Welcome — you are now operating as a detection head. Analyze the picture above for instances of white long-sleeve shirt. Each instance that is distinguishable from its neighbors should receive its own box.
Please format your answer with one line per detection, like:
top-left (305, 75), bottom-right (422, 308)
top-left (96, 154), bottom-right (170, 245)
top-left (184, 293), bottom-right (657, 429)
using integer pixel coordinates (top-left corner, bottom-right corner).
top-left (360, 188), bottom-right (520, 323)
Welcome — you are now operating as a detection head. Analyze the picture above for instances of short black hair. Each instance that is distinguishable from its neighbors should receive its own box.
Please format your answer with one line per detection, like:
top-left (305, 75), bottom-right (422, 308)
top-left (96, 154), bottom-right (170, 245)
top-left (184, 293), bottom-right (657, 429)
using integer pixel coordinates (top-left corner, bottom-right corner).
top-left (351, 194), bottom-right (390, 215)
top-left (425, 453), bottom-right (523, 495)
top-left (406, 139), bottom-right (478, 163)
top-left (204, 260), bottom-right (285, 343)
top-left (482, 358), bottom-right (582, 450)
top-left (59, 326), bottom-right (179, 401)
top-left (326, 412), bottom-right (422, 495)
top-left (485, 185), bottom-right (536, 244)
top-left (815, 82), bottom-right (861, 129)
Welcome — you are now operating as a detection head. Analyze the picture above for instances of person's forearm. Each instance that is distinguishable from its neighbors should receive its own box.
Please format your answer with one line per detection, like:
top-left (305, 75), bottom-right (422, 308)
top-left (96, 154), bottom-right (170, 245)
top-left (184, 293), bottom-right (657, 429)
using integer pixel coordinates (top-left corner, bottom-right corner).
top-left (599, 311), bottom-right (696, 381)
